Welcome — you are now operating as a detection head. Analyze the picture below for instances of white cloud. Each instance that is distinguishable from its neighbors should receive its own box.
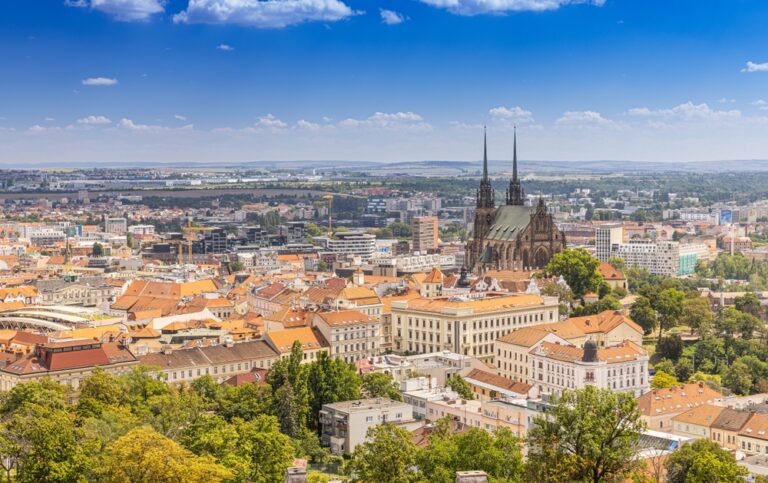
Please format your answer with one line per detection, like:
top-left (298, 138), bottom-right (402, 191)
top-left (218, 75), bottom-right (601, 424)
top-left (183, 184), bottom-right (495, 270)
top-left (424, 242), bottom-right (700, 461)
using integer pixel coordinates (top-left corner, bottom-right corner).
top-left (173, 0), bottom-right (359, 29)
top-left (753, 100), bottom-right (768, 111)
top-left (380, 9), bottom-right (406, 24)
top-left (742, 61), bottom-right (768, 73)
top-left (174, 114), bottom-right (188, 121)
top-left (257, 113), bottom-right (287, 129)
top-left (297, 119), bottom-right (322, 130)
top-left (339, 111), bottom-right (432, 131)
top-left (67, 0), bottom-right (166, 21)
top-left (217, 43), bottom-right (234, 51)
top-left (417, 0), bottom-right (604, 16)
top-left (82, 77), bottom-right (118, 86)
top-left (489, 105), bottom-right (534, 124)
top-left (626, 102), bottom-right (740, 121)
top-left (77, 115), bottom-right (112, 125)
top-left (27, 124), bottom-right (61, 134)
top-left (44, 117), bottom-right (56, 122)
top-left (119, 118), bottom-right (193, 131)
top-left (555, 110), bottom-right (615, 127)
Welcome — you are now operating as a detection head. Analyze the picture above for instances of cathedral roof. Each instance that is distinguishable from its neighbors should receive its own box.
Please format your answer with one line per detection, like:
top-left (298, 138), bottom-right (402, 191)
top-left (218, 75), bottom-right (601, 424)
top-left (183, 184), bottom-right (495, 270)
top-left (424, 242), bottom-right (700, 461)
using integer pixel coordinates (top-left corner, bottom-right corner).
top-left (485, 205), bottom-right (534, 241)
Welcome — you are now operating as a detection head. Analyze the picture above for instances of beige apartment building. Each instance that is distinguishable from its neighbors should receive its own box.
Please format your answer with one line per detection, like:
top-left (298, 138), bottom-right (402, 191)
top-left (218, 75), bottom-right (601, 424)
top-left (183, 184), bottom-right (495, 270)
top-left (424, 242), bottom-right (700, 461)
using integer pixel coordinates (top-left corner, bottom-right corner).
top-left (313, 310), bottom-right (381, 363)
top-left (390, 293), bottom-right (559, 363)
top-left (411, 216), bottom-right (438, 252)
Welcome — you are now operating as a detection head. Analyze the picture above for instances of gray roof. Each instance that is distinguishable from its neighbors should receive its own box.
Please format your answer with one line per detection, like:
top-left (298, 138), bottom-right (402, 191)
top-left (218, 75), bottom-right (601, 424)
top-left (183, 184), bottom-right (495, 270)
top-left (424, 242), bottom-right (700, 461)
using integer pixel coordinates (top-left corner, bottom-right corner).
top-left (711, 407), bottom-right (753, 431)
top-left (33, 276), bottom-right (113, 293)
top-left (485, 205), bottom-right (533, 242)
top-left (139, 340), bottom-right (279, 370)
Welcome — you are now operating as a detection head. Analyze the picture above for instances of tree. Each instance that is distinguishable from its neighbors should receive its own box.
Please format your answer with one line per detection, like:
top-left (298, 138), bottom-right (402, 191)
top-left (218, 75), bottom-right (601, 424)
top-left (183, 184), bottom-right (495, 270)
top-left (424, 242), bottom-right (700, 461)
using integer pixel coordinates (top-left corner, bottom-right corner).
top-left (675, 357), bottom-right (694, 382)
top-left (235, 416), bottom-right (296, 482)
top-left (735, 292), bottom-right (764, 319)
top-left (655, 288), bottom-right (686, 341)
top-left (306, 351), bottom-right (362, 431)
top-left (4, 402), bottom-right (91, 483)
top-left (99, 426), bottom-right (231, 483)
top-left (544, 248), bottom-right (603, 300)
top-left (526, 386), bottom-right (646, 483)
top-left (361, 373), bottom-right (402, 401)
top-left (0, 379), bottom-right (69, 415)
top-left (656, 335), bottom-right (684, 362)
top-left (608, 256), bottom-right (625, 271)
top-left (92, 241), bottom-right (104, 257)
top-left (570, 295), bottom-right (621, 317)
top-left (629, 296), bottom-right (658, 335)
top-left (651, 371), bottom-right (681, 389)
top-left (665, 439), bottom-right (747, 483)
top-left (348, 424), bottom-right (419, 483)
top-left (76, 369), bottom-right (123, 418)
top-left (229, 261), bottom-right (245, 272)
top-left (679, 297), bottom-right (714, 335)
top-left (446, 375), bottom-right (473, 400)
top-left (724, 360), bottom-right (752, 395)
top-left (417, 420), bottom-right (524, 483)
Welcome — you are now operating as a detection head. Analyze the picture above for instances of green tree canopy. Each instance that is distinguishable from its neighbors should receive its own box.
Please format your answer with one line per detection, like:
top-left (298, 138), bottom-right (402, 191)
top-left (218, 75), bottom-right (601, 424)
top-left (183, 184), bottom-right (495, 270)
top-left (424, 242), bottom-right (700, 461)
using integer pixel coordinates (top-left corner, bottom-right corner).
top-left (526, 386), bottom-right (646, 483)
top-left (544, 248), bottom-right (603, 300)
top-left (665, 439), bottom-right (747, 483)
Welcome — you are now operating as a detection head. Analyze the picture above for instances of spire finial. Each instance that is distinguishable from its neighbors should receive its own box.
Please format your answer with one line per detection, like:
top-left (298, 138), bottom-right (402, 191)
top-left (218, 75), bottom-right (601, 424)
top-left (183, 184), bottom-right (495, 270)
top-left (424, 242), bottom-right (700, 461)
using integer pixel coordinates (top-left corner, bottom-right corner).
top-left (483, 125), bottom-right (488, 181)
top-left (513, 125), bottom-right (518, 181)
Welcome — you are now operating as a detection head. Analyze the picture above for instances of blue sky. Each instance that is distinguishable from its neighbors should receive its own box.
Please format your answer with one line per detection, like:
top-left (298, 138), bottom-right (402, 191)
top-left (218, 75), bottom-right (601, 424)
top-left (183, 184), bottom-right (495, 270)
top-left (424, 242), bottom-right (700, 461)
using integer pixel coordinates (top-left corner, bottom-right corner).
top-left (1, 0), bottom-right (768, 165)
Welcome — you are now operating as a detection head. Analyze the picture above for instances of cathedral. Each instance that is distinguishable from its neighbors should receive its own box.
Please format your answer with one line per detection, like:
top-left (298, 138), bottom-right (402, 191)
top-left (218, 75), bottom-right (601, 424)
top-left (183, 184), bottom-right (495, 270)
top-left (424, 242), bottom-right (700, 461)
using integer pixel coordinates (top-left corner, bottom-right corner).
top-left (467, 128), bottom-right (566, 272)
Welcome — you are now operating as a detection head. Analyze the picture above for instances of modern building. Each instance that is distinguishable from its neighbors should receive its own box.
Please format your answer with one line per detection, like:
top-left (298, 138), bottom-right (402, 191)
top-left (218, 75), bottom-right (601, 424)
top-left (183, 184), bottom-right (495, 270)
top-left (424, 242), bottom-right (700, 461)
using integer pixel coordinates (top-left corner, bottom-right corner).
top-left (320, 398), bottom-right (414, 454)
top-left (595, 224), bottom-right (624, 262)
top-left (390, 292), bottom-right (559, 362)
top-left (612, 239), bottom-right (711, 276)
top-left (411, 216), bottom-right (438, 252)
top-left (105, 217), bottom-right (128, 235)
top-left (315, 231), bottom-right (377, 261)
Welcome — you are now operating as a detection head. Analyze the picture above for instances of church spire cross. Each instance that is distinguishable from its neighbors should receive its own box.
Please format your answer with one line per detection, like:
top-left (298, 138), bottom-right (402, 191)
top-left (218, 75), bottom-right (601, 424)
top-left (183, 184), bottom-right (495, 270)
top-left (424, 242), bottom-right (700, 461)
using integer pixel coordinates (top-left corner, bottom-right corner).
top-left (483, 124), bottom-right (489, 181)
top-left (476, 126), bottom-right (495, 210)
top-left (506, 126), bottom-right (525, 206)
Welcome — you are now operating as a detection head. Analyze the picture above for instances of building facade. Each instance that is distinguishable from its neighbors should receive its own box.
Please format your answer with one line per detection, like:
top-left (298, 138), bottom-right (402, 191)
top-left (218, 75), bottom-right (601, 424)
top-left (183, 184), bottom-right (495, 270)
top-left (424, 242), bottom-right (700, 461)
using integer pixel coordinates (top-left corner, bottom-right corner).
top-left (390, 292), bottom-right (559, 363)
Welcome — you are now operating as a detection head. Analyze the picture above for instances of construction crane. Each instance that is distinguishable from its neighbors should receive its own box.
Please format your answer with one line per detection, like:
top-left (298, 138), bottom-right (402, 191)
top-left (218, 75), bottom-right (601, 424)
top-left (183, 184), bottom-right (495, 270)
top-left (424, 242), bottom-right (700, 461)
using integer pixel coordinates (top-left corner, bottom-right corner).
top-left (183, 221), bottom-right (208, 265)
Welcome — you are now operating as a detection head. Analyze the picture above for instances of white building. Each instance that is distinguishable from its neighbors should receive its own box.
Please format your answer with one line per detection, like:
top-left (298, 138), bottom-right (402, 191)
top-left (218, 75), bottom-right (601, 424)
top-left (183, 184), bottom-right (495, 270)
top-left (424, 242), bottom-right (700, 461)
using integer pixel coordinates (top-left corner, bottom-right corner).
top-left (529, 339), bottom-right (649, 398)
top-left (320, 398), bottom-right (414, 454)
top-left (371, 252), bottom-right (456, 273)
top-left (612, 239), bottom-right (710, 276)
top-left (128, 224), bottom-right (155, 236)
top-left (315, 231), bottom-right (376, 261)
top-left (595, 224), bottom-right (623, 262)
top-left (391, 293), bottom-right (560, 363)
top-left (105, 217), bottom-right (128, 235)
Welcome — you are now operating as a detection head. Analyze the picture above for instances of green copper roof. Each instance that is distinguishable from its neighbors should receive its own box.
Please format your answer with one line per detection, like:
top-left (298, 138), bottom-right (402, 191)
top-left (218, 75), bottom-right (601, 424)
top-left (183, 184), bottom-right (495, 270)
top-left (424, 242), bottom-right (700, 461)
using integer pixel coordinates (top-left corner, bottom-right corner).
top-left (485, 205), bottom-right (533, 241)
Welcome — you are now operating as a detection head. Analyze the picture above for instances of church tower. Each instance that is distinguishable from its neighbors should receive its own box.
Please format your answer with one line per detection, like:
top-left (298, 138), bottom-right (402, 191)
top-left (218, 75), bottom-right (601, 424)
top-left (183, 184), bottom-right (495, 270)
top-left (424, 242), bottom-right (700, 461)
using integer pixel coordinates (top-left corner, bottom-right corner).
top-left (476, 126), bottom-right (494, 210)
top-left (506, 127), bottom-right (525, 206)
top-left (469, 127), bottom-right (495, 269)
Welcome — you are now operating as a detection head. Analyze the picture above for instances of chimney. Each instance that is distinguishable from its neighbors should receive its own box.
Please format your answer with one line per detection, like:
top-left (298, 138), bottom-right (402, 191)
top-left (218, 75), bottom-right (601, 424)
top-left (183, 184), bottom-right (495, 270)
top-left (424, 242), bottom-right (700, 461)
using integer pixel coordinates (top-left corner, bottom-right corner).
top-left (284, 467), bottom-right (307, 483)
top-left (456, 471), bottom-right (489, 483)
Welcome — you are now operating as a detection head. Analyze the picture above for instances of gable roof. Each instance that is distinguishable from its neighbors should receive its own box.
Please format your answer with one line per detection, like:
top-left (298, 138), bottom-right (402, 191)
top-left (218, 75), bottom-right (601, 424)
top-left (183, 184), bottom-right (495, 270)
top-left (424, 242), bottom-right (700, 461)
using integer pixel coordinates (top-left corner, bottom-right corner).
top-left (636, 383), bottom-right (724, 417)
top-left (712, 407), bottom-right (753, 432)
top-left (485, 205), bottom-right (534, 242)
top-left (671, 403), bottom-right (724, 428)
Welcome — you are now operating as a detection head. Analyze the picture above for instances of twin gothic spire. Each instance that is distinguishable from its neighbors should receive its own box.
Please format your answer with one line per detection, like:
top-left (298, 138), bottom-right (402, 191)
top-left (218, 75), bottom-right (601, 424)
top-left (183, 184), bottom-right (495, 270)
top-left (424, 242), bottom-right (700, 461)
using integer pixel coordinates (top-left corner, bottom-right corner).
top-left (476, 126), bottom-right (524, 209)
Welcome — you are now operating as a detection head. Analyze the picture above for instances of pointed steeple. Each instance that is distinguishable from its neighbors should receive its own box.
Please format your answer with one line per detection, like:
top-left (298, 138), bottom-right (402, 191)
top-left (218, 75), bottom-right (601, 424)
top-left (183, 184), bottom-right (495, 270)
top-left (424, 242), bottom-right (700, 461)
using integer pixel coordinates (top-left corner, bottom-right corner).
top-left (476, 126), bottom-right (495, 210)
top-left (512, 126), bottom-right (518, 181)
top-left (482, 125), bottom-right (489, 181)
top-left (506, 126), bottom-right (525, 206)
